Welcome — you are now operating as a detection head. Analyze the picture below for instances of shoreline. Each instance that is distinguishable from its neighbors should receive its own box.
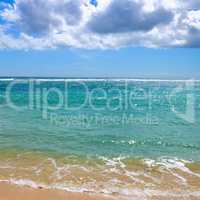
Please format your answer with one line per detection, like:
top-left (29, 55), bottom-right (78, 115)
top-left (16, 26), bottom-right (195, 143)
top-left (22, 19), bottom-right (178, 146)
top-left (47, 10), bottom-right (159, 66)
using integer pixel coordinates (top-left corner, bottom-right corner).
top-left (1, 182), bottom-right (200, 200)
top-left (0, 152), bottom-right (200, 200)
top-left (0, 182), bottom-right (114, 200)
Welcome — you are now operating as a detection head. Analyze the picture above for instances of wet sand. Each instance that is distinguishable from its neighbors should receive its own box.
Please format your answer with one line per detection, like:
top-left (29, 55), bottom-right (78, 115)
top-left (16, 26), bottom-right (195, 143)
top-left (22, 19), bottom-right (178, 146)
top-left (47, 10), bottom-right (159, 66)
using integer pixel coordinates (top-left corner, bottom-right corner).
top-left (0, 183), bottom-right (114, 200)
top-left (1, 182), bottom-right (200, 200)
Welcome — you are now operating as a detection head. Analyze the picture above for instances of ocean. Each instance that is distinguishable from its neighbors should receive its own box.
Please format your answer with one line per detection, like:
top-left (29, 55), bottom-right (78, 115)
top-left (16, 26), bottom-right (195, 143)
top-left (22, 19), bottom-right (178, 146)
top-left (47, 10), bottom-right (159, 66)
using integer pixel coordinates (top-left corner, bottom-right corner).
top-left (0, 78), bottom-right (200, 199)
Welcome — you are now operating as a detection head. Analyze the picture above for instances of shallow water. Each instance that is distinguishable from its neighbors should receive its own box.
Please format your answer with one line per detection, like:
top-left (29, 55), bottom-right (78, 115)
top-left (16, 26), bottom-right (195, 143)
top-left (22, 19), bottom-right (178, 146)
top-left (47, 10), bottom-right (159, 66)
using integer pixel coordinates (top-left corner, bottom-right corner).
top-left (0, 79), bottom-right (200, 199)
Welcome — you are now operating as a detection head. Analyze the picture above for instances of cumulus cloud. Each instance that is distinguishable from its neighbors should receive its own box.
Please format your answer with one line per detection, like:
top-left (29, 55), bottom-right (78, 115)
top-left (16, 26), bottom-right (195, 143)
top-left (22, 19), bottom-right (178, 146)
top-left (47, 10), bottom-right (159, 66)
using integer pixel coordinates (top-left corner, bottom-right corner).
top-left (186, 27), bottom-right (200, 47)
top-left (0, 0), bottom-right (200, 49)
top-left (87, 0), bottom-right (173, 34)
top-left (17, 0), bottom-right (60, 36)
top-left (16, 0), bottom-right (83, 36)
top-left (185, 0), bottom-right (200, 10)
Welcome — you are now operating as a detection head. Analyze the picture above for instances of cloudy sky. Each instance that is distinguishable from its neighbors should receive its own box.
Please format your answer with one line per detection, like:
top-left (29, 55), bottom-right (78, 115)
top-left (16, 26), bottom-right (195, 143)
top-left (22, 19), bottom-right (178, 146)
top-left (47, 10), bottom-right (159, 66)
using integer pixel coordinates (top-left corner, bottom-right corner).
top-left (0, 0), bottom-right (200, 77)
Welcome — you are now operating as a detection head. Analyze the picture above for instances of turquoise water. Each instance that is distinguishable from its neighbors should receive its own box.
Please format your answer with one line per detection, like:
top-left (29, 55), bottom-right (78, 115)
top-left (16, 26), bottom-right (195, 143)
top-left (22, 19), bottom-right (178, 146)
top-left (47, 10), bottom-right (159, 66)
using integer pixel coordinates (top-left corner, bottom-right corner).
top-left (0, 79), bottom-right (200, 160)
top-left (0, 79), bottom-right (200, 198)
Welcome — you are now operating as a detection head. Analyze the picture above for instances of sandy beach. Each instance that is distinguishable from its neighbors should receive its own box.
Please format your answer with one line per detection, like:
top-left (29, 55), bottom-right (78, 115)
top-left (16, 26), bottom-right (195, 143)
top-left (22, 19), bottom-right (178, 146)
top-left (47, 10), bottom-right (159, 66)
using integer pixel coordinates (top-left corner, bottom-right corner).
top-left (0, 183), bottom-right (114, 200)
top-left (1, 182), bottom-right (200, 200)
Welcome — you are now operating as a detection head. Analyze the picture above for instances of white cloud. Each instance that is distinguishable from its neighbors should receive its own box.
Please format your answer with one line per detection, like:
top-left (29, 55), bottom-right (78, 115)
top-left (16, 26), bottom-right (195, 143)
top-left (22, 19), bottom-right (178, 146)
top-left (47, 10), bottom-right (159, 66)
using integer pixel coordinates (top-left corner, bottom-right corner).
top-left (0, 0), bottom-right (200, 49)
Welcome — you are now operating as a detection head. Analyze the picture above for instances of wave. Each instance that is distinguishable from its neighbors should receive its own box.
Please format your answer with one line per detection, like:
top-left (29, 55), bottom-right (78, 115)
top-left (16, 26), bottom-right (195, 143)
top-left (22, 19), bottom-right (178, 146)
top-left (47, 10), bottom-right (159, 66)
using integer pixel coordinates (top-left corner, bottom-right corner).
top-left (1, 178), bottom-right (200, 200)
top-left (0, 154), bottom-right (200, 199)
top-left (0, 78), bottom-right (14, 81)
top-left (0, 78), bottom-right (200, 82)
top-left (34, 78), bottom-right (200, 82)
top-left (143, 157), bottom-right (200, 177)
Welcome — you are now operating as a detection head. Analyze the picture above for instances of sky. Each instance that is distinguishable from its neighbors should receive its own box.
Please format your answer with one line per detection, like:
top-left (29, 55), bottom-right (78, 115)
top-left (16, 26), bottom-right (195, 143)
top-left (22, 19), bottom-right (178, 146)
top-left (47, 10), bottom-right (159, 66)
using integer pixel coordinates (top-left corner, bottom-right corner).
top-left (0, 0), bottom-right (200, 78)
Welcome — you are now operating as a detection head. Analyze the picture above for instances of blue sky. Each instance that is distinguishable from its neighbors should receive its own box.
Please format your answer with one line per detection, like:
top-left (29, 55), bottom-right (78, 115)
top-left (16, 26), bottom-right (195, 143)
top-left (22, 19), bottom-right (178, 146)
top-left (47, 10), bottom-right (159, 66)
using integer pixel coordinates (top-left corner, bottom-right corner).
top-left (0, 47), bottom-right (199, 78)
top-left (0, 0), bottom-right (200, 78)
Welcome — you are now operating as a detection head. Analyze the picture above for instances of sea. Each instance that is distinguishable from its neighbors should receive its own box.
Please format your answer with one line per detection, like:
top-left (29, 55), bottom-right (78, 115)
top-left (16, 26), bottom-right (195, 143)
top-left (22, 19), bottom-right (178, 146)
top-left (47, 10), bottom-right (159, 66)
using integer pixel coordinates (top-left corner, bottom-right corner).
top-left (0, 78), bottom-right (200, 199)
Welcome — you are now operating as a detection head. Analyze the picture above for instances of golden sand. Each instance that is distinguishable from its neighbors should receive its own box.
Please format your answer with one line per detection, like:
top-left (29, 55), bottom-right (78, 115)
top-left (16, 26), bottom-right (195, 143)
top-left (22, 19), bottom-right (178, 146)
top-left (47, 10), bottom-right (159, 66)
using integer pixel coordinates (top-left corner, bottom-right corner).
top-left (1, 183), bottom-right (200, 200)
top-left (0, 152), bottom-right (200, 200)
top-left (0, 183), bottom-right (114, 200)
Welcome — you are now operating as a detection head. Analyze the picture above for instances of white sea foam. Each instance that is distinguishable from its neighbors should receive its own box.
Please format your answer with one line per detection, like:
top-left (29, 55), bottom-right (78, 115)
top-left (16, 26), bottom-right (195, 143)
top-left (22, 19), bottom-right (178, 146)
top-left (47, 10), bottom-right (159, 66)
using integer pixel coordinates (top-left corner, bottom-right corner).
top-left (1, 177), bottom-right (200, 200)
top-left (31, 78), bottom-right (200, 82)
top-left (1, 78), bottom-right (200, 82)
top-left (99, 156), bottom-right (127, 168)
top-left (108, 139), bottom-right (136, 145)
top-left (0, 156), bottom-right (200, 199)
top-left (0, 78), bottom-right (14, 81)
top-left (0, 179), bottom-right (46, 189)
top-left (143, 157), bottom-right (200, 182)
top-left (143, 157), bottom-right (191, 168)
